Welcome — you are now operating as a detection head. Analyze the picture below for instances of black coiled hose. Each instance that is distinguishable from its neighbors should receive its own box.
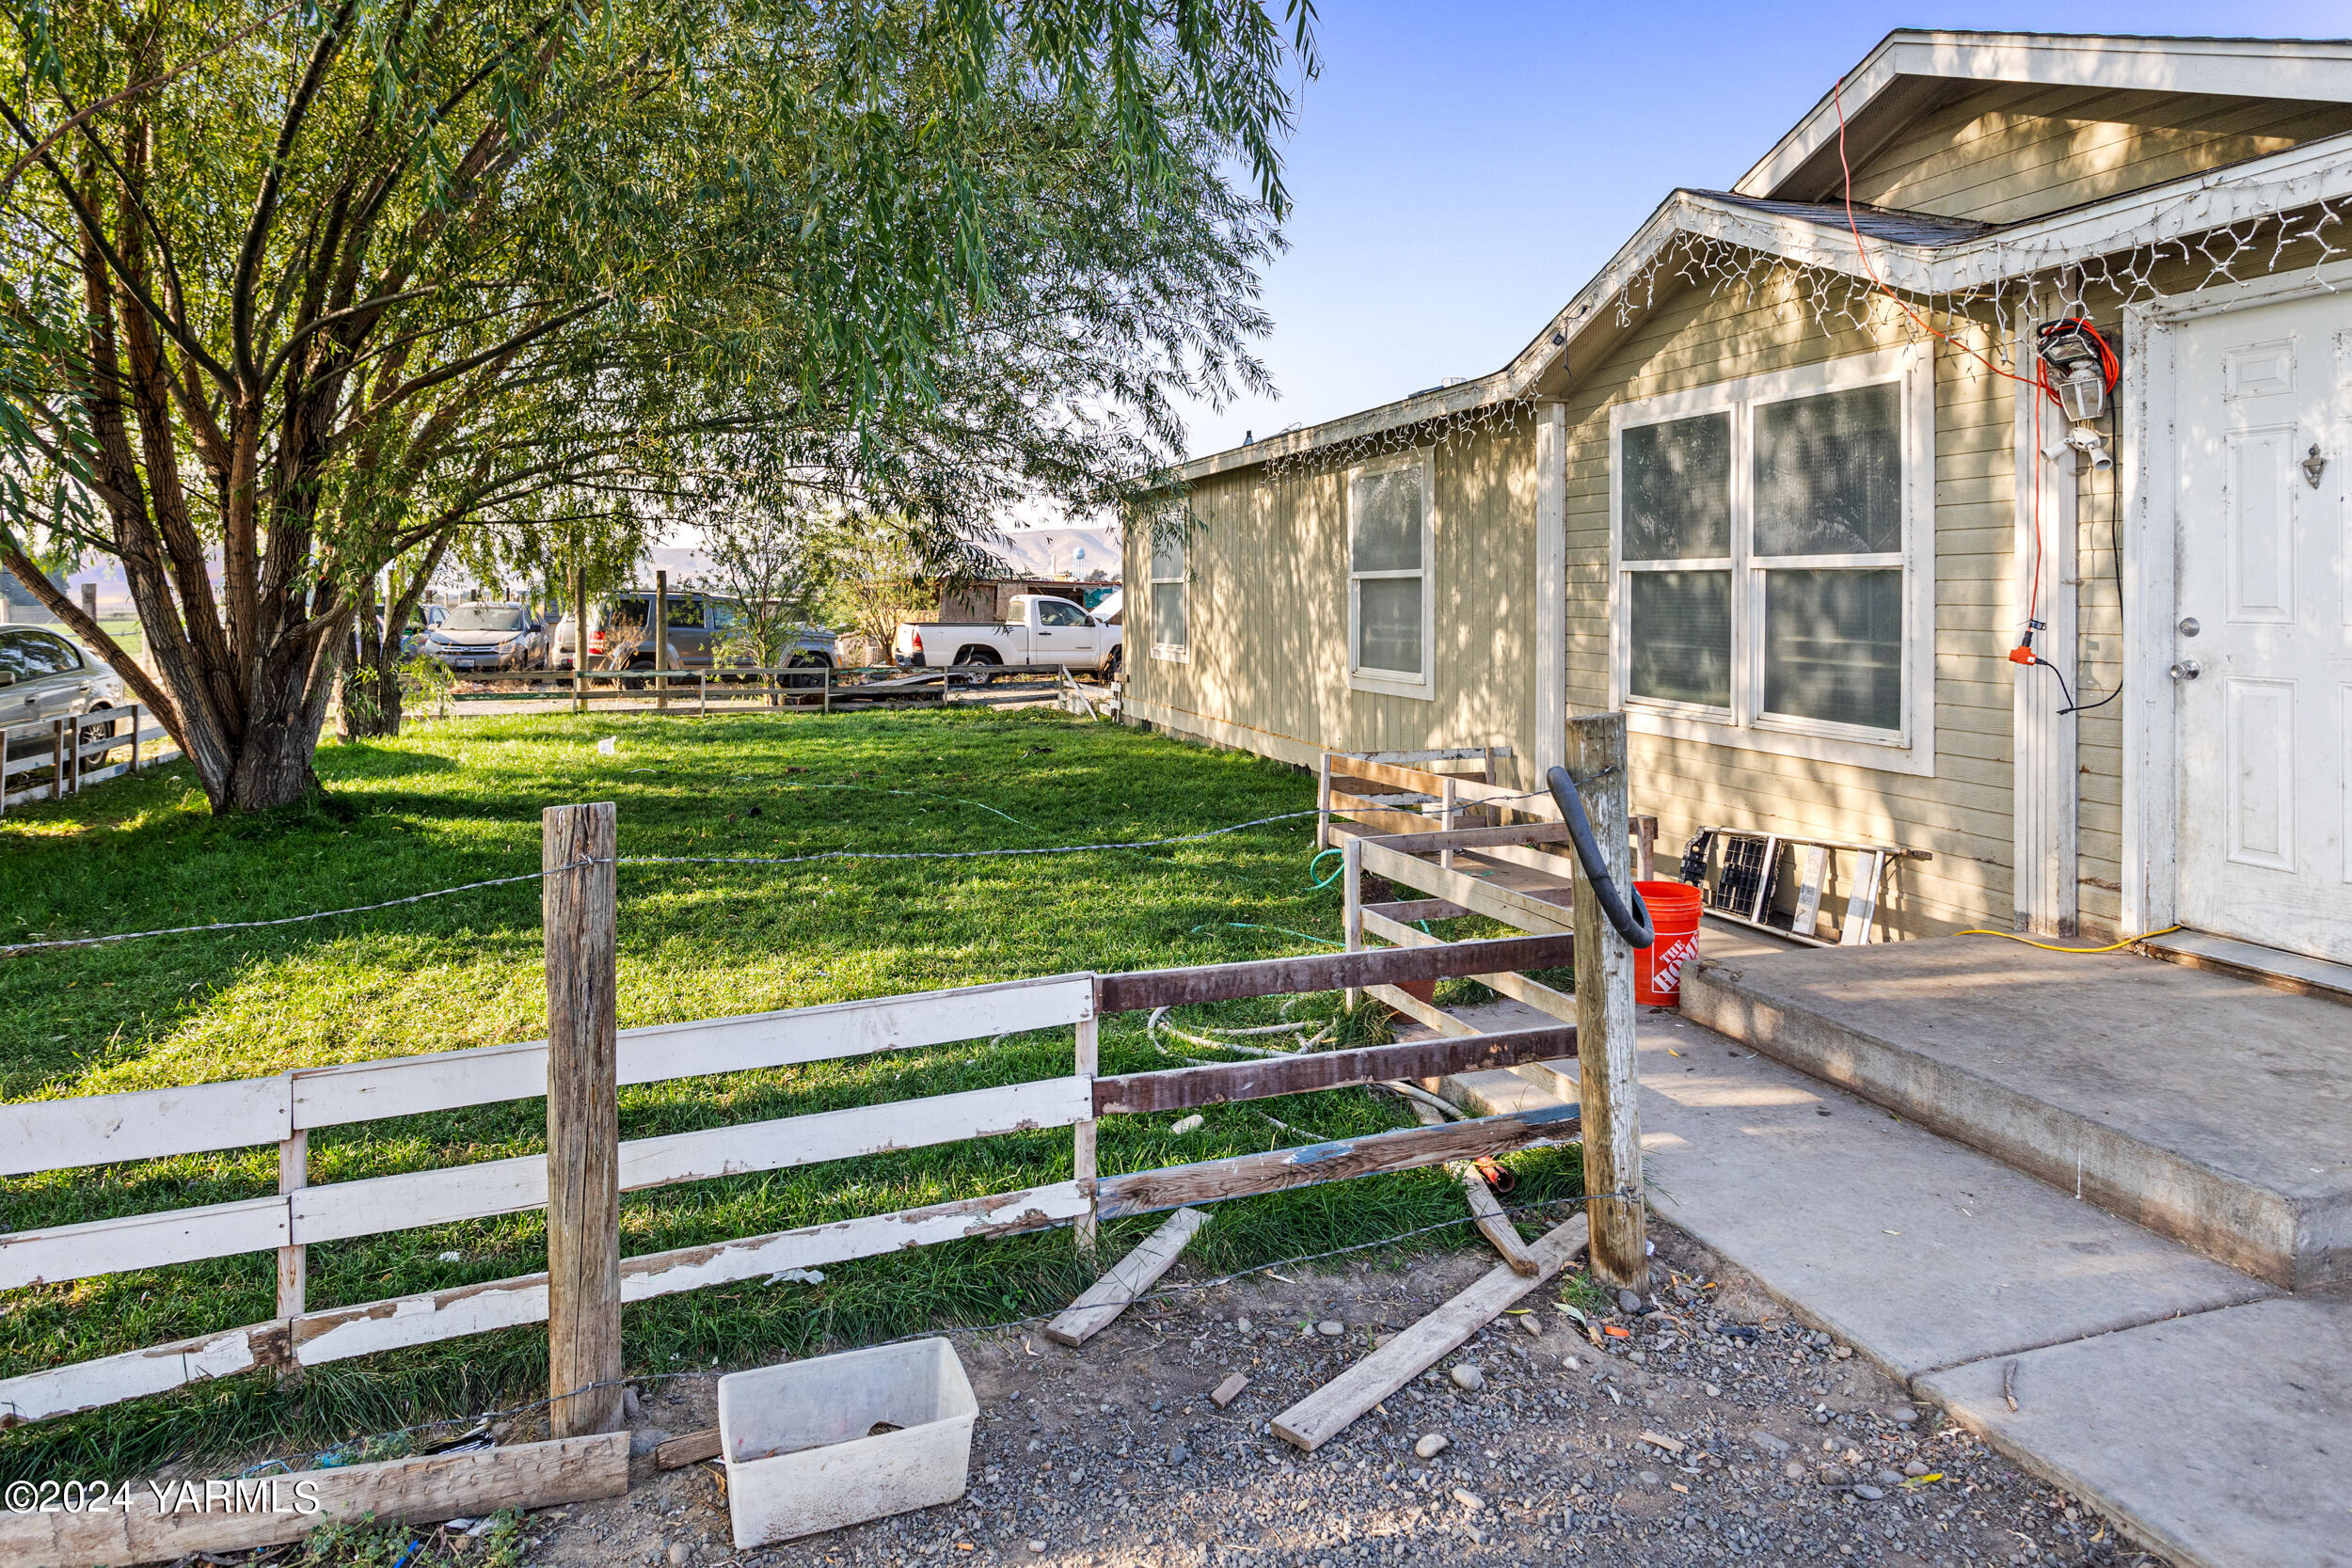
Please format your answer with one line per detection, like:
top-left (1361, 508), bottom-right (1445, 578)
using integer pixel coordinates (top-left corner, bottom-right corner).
top-left (1544, 765), bottom-right (1654, 950)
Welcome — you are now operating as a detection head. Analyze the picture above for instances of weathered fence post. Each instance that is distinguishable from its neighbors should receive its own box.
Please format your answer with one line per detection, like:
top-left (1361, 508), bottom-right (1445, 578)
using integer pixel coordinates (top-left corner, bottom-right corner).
top-left (1073, 1008), bottom-right (1100, 1258)
top-left (653, 571), bottom-right (670, 714)
top-left (570, 559), bottom-right (587, 715)
top-left (1315, 752), bottom-right (1333, 851)
top-left (1566, 711), bottom-right (1647, 1288)
top-left (545, 801), bottom-right (623, 1437)
top-left (1342, 834), bottom-right (1365, 1011)
top-left (277, 1123), bottom-right (307, 1380)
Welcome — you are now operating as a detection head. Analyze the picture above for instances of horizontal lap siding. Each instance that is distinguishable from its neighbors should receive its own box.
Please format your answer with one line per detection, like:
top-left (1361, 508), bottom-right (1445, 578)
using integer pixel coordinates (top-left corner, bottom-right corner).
top-left (1563, 268), bottom-right (2017, 938)
top-left (1846, 85), bottom-right (2352, 224)
top-left (1124, 424), bottom-right (1543, 784)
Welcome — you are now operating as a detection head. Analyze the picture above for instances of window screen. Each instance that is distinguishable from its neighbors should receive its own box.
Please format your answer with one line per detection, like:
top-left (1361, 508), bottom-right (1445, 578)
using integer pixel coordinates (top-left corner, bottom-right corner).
top-left (1621, 413), bottom-right (1731, 560)
top-left (1350, 467), bottom-right (1423, 573)
top-left (1762, 568), bottom-right (1902, 729)
top-left (1627, 571), bottom-right (1730, 708)
top-left (1150, 583), bottom-right (1187, 648)
top-left (1357, 578), bottom-right (1422, 675)
top-left (1753, 384), bottom-right (1900, 556)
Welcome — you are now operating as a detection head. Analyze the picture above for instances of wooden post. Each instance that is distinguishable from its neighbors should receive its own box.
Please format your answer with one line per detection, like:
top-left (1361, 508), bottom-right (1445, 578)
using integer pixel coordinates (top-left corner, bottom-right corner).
top-left (821, 664), bottom-right (832, 716)
top-left (697, 672), bottom-right (707, 718)
top-left (1439, 775), bottom-right (1459, 871)
top-left (1315, 752), bottom-right (1333, 850)
top-left (570, 558), bottom-right (587, 715)
top-left (544, 801), bottom-right (623, 1438)
top-left (51, 718), bottom-right (64, 800)
top-left (1566, 712), bottom-right (1646, 1289)
top-left (1073, 1012), bottom-right (1100, 1258)
top-left (1342, 835), bottom-right (1365, 1011)
top-left (126, 703), bottom-right (142, 772)
top-left (1632, 814), bottom-right (1658, 883)
top-left (653, 571), bottom-right (669, 713)
top-left (277, 1127), bottom-right (308, 1370)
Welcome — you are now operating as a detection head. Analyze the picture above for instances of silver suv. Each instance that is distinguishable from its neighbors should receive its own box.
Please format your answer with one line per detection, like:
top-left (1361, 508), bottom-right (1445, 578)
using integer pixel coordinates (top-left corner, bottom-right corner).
top-left (0, 626), bottom-right (127, 758)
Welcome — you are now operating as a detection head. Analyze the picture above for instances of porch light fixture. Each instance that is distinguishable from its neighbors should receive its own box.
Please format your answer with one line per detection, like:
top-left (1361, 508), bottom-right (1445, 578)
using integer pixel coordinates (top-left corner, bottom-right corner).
top-left (2034, 318), bottom-right (2120, 424)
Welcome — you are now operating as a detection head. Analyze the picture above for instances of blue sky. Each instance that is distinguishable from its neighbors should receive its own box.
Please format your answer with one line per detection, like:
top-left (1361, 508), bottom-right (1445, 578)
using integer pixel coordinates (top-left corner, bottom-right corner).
top-left (1172, 2), bottom-right (2352, 461)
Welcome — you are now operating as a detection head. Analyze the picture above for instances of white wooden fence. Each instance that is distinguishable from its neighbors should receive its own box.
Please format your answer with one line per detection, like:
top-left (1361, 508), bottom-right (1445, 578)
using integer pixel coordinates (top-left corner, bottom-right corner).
top-left (1, 705), bottom-right (179, 814)
top-left (0, 937), bottom-right (1585, 1431)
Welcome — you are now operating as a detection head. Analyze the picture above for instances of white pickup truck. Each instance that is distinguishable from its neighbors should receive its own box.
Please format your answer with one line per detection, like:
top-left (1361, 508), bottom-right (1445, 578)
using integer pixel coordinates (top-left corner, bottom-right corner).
top-left (893, 594), bottom-right (1123, 678)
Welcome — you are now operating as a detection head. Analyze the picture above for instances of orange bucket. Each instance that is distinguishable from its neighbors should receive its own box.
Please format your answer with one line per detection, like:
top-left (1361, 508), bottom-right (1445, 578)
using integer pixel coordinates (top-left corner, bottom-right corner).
top-left (1633, 881), bottom-right (1705, 1006)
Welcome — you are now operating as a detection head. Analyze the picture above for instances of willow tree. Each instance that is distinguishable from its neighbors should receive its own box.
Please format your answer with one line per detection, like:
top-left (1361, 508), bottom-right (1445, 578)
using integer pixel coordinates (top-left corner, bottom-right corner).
top-left (0, 0), bottom-right (1311, 809)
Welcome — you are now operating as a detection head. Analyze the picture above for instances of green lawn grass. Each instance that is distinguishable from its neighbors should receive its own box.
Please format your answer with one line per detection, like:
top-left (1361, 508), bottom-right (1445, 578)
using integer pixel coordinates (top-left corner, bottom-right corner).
top-left (0, 707), bottom-right (1581, 1481)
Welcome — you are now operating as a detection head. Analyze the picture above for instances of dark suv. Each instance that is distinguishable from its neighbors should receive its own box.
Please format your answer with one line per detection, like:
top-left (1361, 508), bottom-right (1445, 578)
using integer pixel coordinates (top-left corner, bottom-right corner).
top-left (550, 591), bottom-right (839, 673)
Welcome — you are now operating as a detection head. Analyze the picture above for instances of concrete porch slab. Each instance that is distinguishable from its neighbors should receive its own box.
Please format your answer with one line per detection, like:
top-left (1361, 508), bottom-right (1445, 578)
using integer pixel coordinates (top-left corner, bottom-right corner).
top-left (1679, 937), bottom-right (2352, 1289)
top-left (1433, 1002), bottom-right (2276, 1383)
top-left (1917, 1291), bottom-right (2352, 1568)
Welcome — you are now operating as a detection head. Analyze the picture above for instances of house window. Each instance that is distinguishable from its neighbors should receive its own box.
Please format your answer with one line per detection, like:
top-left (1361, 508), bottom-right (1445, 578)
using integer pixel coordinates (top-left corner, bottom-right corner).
top-left (1610, 347), bottom-right (1933, 774)
top-left (1149, 526), bottom-right (1188, 661)
top-left (1347, 451), bottom-right (1436, 699)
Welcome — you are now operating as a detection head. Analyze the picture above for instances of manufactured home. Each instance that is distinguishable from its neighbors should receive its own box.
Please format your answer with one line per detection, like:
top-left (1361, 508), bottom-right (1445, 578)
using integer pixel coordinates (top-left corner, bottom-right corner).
top-left (1124, 28), bottom-right (2352, 963)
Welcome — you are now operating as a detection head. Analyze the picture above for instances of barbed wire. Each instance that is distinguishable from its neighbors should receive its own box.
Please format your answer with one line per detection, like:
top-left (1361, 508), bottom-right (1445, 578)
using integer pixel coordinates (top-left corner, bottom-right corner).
top-left (0, 812), bottom-right (1322, 958)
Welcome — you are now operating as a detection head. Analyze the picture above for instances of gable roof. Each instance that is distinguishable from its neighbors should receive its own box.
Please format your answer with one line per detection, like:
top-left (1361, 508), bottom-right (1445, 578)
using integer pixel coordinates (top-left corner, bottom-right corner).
top-left (1163, 30), bottom-right (2352, 486)
top-left (1738, 29), bottom-right (2352, 204)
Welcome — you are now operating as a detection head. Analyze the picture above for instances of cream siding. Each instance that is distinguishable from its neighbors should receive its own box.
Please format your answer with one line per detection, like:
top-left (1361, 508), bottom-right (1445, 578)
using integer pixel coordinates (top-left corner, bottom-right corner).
top-left (1844, 84), bottom-right (2352, 224)
top-left (1123, 421), bottom-right (1545, 784)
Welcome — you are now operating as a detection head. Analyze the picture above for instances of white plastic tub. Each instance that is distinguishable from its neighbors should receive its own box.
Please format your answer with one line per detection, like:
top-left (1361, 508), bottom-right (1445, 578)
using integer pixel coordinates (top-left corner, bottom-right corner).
top-left (716, 1338), bottom-right (977, 1547)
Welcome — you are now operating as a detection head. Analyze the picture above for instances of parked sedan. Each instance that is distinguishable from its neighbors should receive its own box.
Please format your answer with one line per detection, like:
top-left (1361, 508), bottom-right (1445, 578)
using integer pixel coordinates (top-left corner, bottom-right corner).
top-left (414, 603), bottom-right (548, 671)
top-left (0, 625), bottom-right (127, 758)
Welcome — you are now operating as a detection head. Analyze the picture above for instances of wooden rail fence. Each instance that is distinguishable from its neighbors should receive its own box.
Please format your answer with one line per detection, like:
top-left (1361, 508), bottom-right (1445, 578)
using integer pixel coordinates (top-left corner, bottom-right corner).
top-left (1, 705), bottom-right (179, 815)
top-left (0, 816), bottom-right (1587, 1431)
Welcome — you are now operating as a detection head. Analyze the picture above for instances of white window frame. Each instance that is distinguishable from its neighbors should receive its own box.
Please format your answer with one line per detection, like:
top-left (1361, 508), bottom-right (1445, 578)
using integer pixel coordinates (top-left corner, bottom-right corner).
top-left (1345, 449), bottom-right (1438, 700)
top-left (1607, 344), bottom-right (1936, 777)
top-left (1148, 524), bottom-right (1189, 663)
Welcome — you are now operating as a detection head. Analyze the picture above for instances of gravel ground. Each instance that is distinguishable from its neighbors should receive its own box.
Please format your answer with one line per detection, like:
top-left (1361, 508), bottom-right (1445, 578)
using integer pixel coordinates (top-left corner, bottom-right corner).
top-left (521, 1220), bottom-right (2170, 1568)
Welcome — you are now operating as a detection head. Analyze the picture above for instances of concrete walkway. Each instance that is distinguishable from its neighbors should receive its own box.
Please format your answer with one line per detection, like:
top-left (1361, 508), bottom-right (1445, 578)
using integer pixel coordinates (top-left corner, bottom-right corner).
top-left (1422, 970), bottom-right (2350, 1568)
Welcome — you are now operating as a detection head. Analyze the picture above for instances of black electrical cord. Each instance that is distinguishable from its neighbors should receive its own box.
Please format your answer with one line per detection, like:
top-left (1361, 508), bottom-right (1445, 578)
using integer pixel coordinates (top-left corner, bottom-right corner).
top-left (1543, 766), bottom-right (1654, 949)
top-left (2058, 442), bottom-right (2126, 717)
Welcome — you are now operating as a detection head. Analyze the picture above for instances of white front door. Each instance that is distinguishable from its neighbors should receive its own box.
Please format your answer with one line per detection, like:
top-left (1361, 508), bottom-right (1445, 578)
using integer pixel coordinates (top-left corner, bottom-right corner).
top-left (2174, 294), bottom-right (2352, 961)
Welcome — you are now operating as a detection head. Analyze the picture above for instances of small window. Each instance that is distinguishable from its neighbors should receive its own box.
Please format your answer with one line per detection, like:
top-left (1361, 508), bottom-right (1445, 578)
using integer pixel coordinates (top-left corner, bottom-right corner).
top-left (1347, 453), bottom-right (1434, 698)
top-left (667, 594), bottom-right (704, 629)
top-left (1610, 348), bottom-right (1931, 774)
top-left (1149, 527), bottom-right (1188, 660)
top-left (1037, 599), bottom-right (1089, 626)
top-left (709, 599), bottom-right (745, 632)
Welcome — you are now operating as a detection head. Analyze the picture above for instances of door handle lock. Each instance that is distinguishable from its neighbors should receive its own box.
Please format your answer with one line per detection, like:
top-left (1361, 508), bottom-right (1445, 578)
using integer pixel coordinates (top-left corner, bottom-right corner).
top-left (2169, 659), bottom-right (2201, 681)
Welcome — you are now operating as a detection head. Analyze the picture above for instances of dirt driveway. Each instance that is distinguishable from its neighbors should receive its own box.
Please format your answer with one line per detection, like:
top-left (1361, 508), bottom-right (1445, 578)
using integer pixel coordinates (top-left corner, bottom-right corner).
top-left (517, 1220), bottom-right (2160, 1568)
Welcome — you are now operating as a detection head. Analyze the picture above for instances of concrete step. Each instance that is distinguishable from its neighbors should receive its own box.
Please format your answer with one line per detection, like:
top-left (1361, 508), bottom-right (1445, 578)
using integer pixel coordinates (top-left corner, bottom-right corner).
top-left (1679, 936), bottom-right (2352, 1291)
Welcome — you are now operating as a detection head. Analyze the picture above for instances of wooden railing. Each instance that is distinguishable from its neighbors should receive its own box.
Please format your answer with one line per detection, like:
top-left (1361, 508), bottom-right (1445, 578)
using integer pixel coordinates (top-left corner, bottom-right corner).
top-left (0, 921), bottom-right (1579, 1430)
top-left (433, 663), bottom-right (961, 714)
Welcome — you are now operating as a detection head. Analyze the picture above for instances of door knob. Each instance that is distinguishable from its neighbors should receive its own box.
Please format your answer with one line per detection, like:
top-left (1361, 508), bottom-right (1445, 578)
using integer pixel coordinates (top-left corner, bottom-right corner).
top-left (2169, 659), bottom-right (2201, 681)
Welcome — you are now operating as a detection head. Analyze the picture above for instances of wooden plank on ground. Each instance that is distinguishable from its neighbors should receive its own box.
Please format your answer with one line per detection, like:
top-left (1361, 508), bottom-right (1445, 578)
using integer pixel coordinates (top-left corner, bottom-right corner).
top-left (1094, 934), bottom-right (1573, 1013)
top-left (0, 1432), bottom-right (630, 1568)
top-left (1269, 1213), bottom-right (1589, 1452)
top-left (1043, 1206), bottom-right (1207, 1346)
top-left (656, 1428), bottom-right (723, 1468)
top-left (1092, 1104), bottom-right (1580, 1221)
top-left (1359, 911), bottom-right (1576, 1025)
top-left (1092, 1025), bottom-right (1573, 1114)
top-left (1395, 1095), bottom-right (1539, 1277)
top-left (0, 1075), bottom-right (292, 1178)
top-left (1358, 839), bottom-right (1575, 935)
top-left (0, 1196), bottom-right (290, 1291)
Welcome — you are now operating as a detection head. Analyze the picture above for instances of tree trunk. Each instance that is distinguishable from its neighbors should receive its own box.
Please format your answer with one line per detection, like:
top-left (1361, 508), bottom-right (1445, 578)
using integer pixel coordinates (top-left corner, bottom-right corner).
top-left (340, 655), bottom-right (405, 739)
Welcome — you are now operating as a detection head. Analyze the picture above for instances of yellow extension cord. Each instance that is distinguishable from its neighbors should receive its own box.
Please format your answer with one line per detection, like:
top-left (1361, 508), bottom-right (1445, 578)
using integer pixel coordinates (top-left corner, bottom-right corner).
top-left (1957, 924), bottom-right (2184, 954)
